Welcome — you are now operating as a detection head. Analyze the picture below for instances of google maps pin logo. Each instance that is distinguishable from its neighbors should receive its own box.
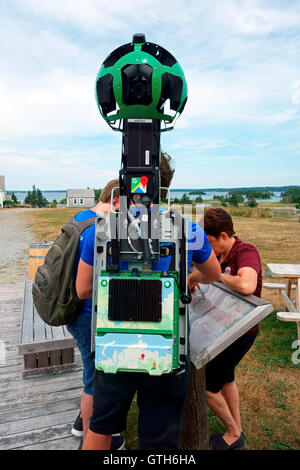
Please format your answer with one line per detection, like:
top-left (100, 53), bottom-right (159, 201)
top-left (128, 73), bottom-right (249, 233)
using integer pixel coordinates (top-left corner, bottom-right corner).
top-left (140, 176), bottom-right (148, 189)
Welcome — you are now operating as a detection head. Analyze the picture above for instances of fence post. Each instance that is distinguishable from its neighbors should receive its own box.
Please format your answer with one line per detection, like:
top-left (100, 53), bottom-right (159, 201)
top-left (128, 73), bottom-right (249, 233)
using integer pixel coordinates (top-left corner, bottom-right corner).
top-left (179, 364), bottom-right (209, 450)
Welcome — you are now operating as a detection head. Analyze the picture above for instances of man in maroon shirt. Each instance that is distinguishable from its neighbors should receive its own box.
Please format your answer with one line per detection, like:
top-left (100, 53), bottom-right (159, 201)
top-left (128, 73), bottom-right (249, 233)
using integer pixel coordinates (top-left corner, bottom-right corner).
top-left (188, 207), bottom-right (262, 450)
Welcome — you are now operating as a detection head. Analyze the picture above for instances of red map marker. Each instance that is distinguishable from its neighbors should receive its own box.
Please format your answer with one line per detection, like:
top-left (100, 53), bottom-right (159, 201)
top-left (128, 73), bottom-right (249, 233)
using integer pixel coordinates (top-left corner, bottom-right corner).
top-left (140, 176), bottom-right (148, 187)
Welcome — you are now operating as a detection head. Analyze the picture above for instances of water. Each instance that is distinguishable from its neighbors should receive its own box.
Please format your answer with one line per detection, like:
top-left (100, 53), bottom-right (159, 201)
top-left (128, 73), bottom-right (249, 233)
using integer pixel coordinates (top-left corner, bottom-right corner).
top-left (8, 191), bottom-right (66, 204)
top-left (8, 189), bottom-right (282, 204)
top-left (170, 190), bottom-right (282, 203)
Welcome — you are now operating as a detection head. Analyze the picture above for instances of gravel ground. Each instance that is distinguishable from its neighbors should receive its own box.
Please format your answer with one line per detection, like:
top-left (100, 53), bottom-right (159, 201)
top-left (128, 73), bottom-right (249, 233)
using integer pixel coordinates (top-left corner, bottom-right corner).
top-left (0, 208), bottom-right (36, 284)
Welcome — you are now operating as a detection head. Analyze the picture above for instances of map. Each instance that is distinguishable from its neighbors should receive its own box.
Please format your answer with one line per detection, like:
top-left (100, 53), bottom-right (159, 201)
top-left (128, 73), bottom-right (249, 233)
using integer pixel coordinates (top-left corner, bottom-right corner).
top-left (95, 333), bottom-right (173, 375)
top-left (189, 283), bottom-right (273, 369)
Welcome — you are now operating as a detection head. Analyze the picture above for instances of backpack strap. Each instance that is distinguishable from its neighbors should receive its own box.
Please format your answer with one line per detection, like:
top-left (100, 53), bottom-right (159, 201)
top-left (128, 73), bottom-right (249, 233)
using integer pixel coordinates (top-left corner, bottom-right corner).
top-left (62, 215), bottom-right (97, 237)
top-left (160, 244), bottom-right (176, 271)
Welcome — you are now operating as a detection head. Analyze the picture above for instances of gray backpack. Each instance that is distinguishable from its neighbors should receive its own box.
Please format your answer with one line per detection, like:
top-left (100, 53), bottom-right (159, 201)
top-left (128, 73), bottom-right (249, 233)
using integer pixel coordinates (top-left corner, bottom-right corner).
top-left (32, 214), bottom-right (97, 326)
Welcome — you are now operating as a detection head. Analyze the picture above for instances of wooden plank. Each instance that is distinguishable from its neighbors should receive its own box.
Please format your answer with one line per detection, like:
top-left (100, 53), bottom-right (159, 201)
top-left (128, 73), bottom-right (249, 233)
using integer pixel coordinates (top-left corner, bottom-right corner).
top-left (63, 325), bottom-right (74, 339)
top-left (24, 354), bottom-right (37, 370)
top-left (0, 397), bottom-right (80, 423)
top-left (22, 362), bottom-right (77, 377)
top-left (18, 337), bottom-right (76, 354)
top-left (296, 279), bottom-right (300, 312)
top-left (51, 324), bottom-right (67, 340)
top-left (61, 348), bottom-right (74, 365)
top-left (277, 312), bottom-right (300, 322)
top-left (33, 304), bottom-right (47, 342)
top-left (20, 436), bottom-right (79, 450)
top-left (0, 409), bottom-right (78, 437)
top-left (263, 282), bottom-right (296, 290)
top-left (49, 350), bottom-right (61, 366)
top-left (37, 351), bottom-right (49, 368)
top-left (44, 322), bottom-right (53, 341)
top-left (267, 263), bottom-right (300, 277)
top-left (0, 422), bottom-right (76, 450)
top-left (0, 282), bottom-right (24, 302)
top-left (19, 280), bottom-right (34, 345)
top-left (0, 387), bottom-right (81, 411)
top-left (281, 291), bottom-right (297, 313)
top-left (0, 368), bottom-right (82, 395)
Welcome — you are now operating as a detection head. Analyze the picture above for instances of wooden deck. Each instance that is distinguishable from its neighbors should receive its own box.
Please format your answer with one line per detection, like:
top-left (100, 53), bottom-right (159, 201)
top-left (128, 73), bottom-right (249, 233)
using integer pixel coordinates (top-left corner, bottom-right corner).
top-left (0, 283), bottom-right (82, 450)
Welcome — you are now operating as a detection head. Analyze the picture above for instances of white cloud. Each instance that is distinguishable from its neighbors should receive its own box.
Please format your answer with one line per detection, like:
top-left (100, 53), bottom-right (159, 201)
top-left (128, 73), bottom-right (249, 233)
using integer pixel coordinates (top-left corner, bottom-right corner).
top-left (210, 0), bottom-right (300, 35)
top-left (1, 0), bottom-right (300, 188)
top-left (0, 69), bottom-right (110, 138)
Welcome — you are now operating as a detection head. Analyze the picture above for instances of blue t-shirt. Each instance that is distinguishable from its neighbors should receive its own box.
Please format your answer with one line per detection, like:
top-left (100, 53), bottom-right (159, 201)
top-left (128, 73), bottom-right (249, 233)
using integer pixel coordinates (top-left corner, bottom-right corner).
top-left (77, 212), bottom-right (212, 318)
top-left (75, 209), bottom-right (98, 318)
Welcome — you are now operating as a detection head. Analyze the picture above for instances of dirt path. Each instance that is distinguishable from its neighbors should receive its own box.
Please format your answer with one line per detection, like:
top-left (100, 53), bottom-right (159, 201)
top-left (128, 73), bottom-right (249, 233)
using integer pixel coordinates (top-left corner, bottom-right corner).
top-left (0, 209), bottom-right (37, 284)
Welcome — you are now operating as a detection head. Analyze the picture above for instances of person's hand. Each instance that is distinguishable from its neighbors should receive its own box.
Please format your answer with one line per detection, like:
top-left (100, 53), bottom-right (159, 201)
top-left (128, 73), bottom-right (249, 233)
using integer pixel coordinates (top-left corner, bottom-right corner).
top-left (188, 278), bottom-right (201, 295)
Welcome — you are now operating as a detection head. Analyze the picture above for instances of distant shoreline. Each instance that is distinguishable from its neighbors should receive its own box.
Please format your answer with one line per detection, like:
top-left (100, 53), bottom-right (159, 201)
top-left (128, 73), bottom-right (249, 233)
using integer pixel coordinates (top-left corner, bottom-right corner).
top-left (7, 185), bottom-right (300, 193)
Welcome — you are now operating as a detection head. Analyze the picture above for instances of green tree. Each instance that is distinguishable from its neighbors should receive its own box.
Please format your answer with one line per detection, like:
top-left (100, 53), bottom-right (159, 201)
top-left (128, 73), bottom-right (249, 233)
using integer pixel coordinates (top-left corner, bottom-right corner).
top-left (24, 186), bottom-right (48, 208)
top-left (6, 192), bottom-right (20, 204)
top-left (228, 191), bottom-right (244, 204)
top-left (247, 197), bottom-right (258, 207)
top-left (281, 188), bottom-right (300, 206)
top-left (36, 188), bottom-right (48, 208)
top-left (94, 188), bottom-right (102, 203)
top-left (227, 192), bottom-right (240, 207)
top-left (3, 200), bottom-right (14, 208)
top-left (180, 193), bottom-right (192, 204)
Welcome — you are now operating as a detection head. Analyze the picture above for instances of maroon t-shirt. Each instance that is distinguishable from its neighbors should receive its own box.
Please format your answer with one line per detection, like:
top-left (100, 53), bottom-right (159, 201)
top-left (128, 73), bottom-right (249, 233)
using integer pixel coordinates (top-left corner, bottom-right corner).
top-left (220, 236), bottom-right (262, 335)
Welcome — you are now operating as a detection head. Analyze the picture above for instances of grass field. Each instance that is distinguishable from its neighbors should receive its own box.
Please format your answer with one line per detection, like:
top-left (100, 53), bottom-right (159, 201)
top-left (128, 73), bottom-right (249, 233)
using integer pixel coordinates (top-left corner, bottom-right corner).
top-left (27, 207), bottom-right (300, 450)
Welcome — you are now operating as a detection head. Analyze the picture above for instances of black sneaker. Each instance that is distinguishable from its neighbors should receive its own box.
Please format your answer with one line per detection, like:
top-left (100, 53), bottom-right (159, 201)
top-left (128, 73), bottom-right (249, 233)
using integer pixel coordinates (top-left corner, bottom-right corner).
top-left (111, 434), bottom-right (126, 450)
top-left (211, 432), bottom-right (246, 450)
top-left (71, 412), bottom-right (83, 438)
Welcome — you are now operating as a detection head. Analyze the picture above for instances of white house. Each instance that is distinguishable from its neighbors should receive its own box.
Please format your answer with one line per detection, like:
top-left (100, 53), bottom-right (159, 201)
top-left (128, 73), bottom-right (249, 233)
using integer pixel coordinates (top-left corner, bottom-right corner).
top-left (0, 176), bottom-right (6, 207)
top-left (66, 189), bottom-right (95, 208)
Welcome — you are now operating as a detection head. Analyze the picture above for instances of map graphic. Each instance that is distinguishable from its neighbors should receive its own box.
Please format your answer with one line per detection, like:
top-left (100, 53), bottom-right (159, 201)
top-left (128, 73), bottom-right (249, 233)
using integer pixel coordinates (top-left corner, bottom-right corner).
top-left (95, 333), bottom-right (173, 375)
top-left (131, 176), bottom-right (148, 193)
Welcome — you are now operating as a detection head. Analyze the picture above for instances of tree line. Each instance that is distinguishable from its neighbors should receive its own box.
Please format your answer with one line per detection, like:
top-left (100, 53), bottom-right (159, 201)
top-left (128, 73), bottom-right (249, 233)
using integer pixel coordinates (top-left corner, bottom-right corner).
top-left (281, 188), bottom-right (300, 208)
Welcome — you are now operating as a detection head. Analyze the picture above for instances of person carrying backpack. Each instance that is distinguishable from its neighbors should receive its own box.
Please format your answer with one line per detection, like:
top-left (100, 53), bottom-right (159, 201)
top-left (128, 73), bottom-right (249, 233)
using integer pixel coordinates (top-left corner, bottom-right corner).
top-left (78, 156), bottom-right (221, 450)
top-left (66, 179), bottom-right (125, 450)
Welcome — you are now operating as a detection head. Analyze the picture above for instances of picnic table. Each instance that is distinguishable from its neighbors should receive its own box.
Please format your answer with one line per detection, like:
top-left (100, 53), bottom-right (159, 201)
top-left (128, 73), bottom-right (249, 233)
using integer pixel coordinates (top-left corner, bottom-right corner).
top-left (267, 263), bottom-right (300, 341)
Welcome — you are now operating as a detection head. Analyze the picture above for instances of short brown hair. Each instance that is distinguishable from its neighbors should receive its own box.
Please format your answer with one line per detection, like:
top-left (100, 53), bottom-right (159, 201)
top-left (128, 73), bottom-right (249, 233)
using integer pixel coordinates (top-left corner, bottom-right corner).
top-left (204, 207), bottom-right (235, 238)
top-left (99, 179), bottom-right (120, 203)
top-left (160, 152), bottom-right (175, 199)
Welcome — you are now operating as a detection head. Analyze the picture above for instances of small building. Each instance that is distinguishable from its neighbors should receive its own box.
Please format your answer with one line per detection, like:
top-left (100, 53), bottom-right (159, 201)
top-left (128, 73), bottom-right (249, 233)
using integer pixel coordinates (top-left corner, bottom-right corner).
top-left (0, 175), bottom-right (8, 207)
top-left (66, 189), bottom-right (95, 208)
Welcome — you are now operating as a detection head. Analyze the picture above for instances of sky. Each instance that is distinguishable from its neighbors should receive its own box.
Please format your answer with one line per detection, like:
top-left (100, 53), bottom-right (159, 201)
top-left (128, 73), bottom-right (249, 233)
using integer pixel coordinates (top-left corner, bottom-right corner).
top-left (0, 0), bottom-right (300, 191)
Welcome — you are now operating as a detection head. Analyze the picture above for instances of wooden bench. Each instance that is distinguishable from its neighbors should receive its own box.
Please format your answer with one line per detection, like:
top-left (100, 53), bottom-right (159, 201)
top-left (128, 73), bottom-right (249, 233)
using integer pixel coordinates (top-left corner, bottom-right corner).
top-left (18, 280), bottom-right (77, 377)
top-left (263, 282), bottom-right (296, 290)
top-left (277, 311), bottom-right (300, 342)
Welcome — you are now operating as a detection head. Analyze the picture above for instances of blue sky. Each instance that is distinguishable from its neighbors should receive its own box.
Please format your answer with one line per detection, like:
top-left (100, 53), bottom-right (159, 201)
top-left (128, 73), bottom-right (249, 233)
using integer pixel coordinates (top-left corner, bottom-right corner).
top-left (0, 0), bottom-right (300, 190)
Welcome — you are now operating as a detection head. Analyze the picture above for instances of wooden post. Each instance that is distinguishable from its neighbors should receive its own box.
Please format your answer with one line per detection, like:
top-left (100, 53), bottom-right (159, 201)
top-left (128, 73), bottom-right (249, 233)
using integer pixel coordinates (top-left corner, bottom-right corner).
top-left (179, 364), bottom-right (208, 450)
